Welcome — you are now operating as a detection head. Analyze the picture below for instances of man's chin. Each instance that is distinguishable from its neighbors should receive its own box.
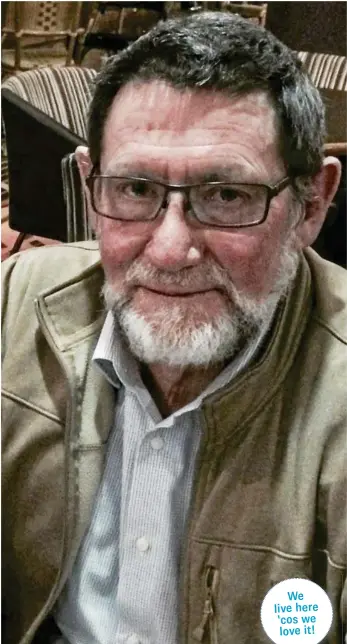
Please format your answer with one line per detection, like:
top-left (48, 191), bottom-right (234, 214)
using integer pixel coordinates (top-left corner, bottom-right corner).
top-left (129, 296), bottom-right (235, 339)
top-left (114, 304), bottom-right (253, 367)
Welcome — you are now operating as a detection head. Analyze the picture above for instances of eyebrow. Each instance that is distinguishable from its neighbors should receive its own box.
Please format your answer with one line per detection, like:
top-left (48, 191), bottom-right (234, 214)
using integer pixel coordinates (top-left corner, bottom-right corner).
top-left (102, 162), bottom-right (261, 183)
top-left (103, 164), bottom-right (164, 181)
top-left (196, 167), bottom-right (256, 183)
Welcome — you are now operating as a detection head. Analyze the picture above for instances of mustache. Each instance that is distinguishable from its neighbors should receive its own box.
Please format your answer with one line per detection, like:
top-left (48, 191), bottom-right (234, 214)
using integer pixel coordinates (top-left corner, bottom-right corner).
top-left (121, 257), bottom-right (235, 293)
top-left (102, 241), bottom-right (300, 318)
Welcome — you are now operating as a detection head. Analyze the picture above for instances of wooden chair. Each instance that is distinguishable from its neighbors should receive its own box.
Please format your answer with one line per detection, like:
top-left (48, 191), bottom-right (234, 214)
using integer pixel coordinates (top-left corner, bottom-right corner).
top-left (78, 2), bottom-right (164, 69)
top-left (220, 2), bottom-right (268, 26)
top-left (2, 1), bottom-right (84, 75)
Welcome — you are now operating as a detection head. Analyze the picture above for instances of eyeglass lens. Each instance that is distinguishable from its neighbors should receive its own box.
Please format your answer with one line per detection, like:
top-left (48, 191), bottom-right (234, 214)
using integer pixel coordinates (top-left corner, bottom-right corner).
top-left (92, 177), bottom-right (270, 226)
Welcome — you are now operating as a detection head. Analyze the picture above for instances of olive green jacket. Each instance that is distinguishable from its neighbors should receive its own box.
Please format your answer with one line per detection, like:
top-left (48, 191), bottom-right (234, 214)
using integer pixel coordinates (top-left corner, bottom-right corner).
top-left (2, 242), bottom-right (346, 644)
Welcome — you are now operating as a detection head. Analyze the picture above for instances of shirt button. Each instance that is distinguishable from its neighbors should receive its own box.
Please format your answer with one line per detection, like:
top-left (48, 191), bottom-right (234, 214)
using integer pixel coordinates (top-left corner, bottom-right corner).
top-left (136, 536), bottom-right (150, 552)
top-left (150, 436), bottom-right (164, 450)
top-left (126, 635), bottom-right (141, 644)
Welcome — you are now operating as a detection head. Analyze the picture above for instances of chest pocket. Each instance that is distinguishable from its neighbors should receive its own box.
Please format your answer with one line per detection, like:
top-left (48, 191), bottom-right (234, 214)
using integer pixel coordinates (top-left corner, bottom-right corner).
top-left (189, 541), bottom-right (312, 644)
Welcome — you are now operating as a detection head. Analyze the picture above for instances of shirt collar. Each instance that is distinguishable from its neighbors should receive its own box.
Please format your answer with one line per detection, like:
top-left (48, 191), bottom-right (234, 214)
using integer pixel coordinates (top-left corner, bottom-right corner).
top-left (92, 311), bottom-right (140, 389)
top-left (93, 308), bottom-right (274, 409)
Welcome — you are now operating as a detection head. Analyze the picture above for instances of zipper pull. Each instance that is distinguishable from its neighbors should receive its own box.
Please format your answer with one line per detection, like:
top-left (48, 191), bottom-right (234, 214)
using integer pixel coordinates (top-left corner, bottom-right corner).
top-left (192, 594), bottom-right (214, 641)
top-left (192, 566), bottom-right (217, 642)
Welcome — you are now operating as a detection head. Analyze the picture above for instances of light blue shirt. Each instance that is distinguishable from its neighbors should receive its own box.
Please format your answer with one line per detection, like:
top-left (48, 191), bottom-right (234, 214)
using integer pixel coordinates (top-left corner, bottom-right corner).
top-left (56, 312), bottom-right (270, 644)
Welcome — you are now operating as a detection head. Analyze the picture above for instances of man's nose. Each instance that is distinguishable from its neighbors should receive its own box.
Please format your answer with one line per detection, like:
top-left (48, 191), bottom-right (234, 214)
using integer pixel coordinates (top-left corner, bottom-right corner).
top-left (143, 193), bottom-right (203, 270)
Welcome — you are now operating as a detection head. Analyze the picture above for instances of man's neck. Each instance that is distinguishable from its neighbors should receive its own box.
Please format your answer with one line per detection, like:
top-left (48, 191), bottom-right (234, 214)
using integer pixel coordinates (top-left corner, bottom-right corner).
top-left (141, 362), bottom-right (225, 418)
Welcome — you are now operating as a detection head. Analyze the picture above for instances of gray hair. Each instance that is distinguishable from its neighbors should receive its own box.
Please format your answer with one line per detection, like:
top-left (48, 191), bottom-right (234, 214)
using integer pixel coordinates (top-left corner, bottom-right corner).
top-left (88, 11), bottom-right (326, 201)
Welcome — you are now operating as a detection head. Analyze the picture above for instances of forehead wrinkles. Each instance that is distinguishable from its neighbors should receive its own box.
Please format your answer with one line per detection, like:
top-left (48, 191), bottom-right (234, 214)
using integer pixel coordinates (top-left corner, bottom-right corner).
top-left (103, 80), bottom-right (278, 140)
top-left (100, 83), bottom-right (283, 180)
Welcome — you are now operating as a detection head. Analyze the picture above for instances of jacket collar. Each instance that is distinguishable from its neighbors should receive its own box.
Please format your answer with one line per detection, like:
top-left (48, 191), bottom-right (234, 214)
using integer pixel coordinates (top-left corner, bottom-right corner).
top-left (35, 259), bottom-right (115, 448)
top-left (36, 260), bottom-right (105, 353)
top-left (35, 251), bottom-right (312, 449)
top-left (201, 253), bottom-right (312, 447)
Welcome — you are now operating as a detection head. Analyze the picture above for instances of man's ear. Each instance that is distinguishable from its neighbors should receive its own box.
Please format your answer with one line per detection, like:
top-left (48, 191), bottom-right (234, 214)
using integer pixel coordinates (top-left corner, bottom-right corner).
top-left (75, 145), bottom-right (92, 182)
top-left (295, 156), bottom-right (342, 249)
top-left (75, 145), bottom-right (99, 232)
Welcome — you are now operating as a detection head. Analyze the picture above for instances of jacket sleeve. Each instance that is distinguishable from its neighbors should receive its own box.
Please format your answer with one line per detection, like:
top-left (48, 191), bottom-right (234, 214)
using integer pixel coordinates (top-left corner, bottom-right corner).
top-left (316, 417), bottom-right (347, 643)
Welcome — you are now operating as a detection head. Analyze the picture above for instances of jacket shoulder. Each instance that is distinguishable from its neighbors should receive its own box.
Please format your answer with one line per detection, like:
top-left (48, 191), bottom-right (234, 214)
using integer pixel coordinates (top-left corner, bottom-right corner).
top-left (1, 242), bottom-right (102, 337)
top-left (1, 241), bottom-right (101, 297)
top-left (305, 248), bottom-right (347, 344)
top-left (2, 241), bottom-right (101, 291)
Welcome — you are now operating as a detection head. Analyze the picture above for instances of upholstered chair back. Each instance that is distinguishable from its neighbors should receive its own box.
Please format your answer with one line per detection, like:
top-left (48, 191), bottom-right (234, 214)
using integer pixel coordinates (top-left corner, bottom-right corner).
top-left (2, 65), bottom-right (97, 248)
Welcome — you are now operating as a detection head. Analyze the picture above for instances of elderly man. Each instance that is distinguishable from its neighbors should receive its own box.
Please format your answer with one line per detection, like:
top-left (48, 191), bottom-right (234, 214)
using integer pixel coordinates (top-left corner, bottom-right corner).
top-left (2, 11), bottom-right (346, 644)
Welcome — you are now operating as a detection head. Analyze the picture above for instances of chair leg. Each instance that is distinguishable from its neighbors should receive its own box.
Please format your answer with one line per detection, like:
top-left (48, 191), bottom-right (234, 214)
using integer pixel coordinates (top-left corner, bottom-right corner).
top-left (9, 232), bottom-right (27, 255)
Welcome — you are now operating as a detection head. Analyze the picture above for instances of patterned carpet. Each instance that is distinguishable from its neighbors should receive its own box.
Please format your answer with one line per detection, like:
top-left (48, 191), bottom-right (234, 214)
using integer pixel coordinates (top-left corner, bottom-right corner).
top-left (1, 148), bottom-right (61, 261)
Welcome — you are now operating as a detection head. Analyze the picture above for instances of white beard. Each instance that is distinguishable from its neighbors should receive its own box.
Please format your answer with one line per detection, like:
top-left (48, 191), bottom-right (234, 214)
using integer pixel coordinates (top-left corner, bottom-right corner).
top-left (102, 240), bottom-right (300, 367)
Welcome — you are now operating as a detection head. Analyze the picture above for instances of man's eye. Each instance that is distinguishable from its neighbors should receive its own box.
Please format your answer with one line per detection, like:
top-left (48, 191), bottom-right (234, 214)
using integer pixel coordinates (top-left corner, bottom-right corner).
top-left (122, 181), bottom-right (151, 198)
top-left (201, 186), bottom-right (246, 203)
top-left (217, 187), bottom-right (240, 202)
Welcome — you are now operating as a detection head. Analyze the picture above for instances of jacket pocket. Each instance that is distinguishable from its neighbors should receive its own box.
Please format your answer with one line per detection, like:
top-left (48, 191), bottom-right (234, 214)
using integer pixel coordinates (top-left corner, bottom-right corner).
top-left (189, 540), bottom-right (312, 644)
top-left (192, 565), bottom-right (220, 644)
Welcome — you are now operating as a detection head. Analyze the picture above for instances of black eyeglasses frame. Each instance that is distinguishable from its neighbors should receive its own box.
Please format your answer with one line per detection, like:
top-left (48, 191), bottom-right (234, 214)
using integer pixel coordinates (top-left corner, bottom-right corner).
top-left (86, 168), bottom-right (292, 228)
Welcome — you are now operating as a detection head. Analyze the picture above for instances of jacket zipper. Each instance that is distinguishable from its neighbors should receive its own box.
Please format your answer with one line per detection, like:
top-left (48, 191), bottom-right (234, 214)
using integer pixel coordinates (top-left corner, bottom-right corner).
top-left (192, 565), bottom-right (219, 644)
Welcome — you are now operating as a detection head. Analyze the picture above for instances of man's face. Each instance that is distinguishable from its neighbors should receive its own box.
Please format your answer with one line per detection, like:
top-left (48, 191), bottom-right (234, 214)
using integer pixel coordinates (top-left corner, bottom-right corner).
top-left (94, 81), bottom-right (300, 366)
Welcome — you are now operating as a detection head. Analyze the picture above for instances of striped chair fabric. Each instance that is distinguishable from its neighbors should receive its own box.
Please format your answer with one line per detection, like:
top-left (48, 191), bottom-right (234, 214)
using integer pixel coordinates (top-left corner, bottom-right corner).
top-left (2, 66), bottom-right (97, 139)
top-left (2, 66), bottom-right (97, 244)
top-left (297, 51), bottom-right (347, 91)
top-left (297, 50), bottom-right (346, 156)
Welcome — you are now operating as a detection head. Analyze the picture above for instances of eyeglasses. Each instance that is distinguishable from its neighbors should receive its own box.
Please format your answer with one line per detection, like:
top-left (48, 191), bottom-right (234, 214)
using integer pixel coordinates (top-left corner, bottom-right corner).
top-left (86, 170), bottom-right (291, 228)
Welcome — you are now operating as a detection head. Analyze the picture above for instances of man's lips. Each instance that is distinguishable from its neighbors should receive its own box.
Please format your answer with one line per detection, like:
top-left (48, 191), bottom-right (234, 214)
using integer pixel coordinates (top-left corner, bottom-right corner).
top-left (135, 284), bottom-right (223, 297)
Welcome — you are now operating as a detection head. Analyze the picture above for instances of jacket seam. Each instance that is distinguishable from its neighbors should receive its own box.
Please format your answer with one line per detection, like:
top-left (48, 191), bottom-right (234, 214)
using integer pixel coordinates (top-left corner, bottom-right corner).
top-left (1, 389), bottom-right (63, 424)
top-left (36, 311), bottom-right (103, 354)
top-left (316, 548), bottom-right (346, 571)
top-left (193, 539), bottom-right (310, 560)
top-left (77, 443), bottom-right (108, 452)
top-left (194, 539), bottom-right (346, 569)
top-left (57, 325), bottom-right (104, 353)
top-left (312, 313), bottom-right (347, 345)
